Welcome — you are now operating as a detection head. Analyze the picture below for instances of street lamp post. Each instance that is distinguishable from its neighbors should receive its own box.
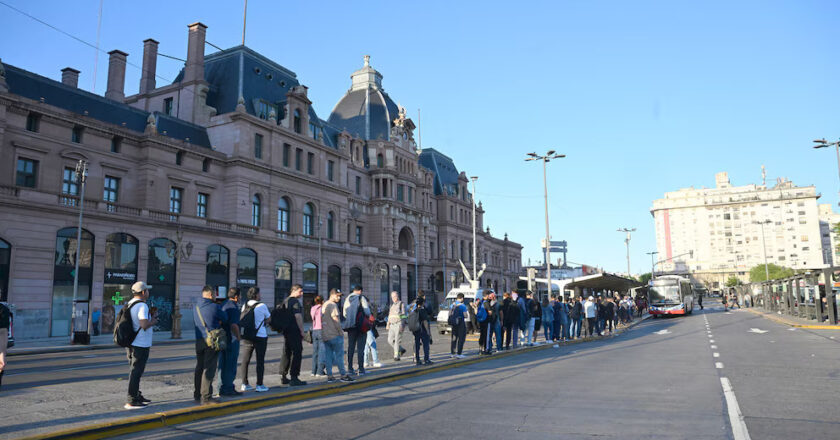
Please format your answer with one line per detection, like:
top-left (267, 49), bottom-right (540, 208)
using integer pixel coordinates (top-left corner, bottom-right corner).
top-left (646, 251), bottom-right (658, 280)
top-left (752, 219), bottom-right (771, 281)
top-left (167, 227), bottom-right (193, 339)
top-left (526, 150), bottom-right (565, 299)
top-left (617, 228), bottom-right (636, 277)
top-left (813, 138), bottom-right (840, 195)
top-left (470, 176), bottom-right (478, 283)
top-left (70, 159), bottom-right (88, 344)
top-left (441, 243), bottom-right (447, 295)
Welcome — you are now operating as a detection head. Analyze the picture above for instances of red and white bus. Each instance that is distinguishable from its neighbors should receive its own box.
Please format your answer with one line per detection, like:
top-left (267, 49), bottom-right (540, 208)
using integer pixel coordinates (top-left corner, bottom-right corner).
top-left (648, 275), bottom-right (694, 316)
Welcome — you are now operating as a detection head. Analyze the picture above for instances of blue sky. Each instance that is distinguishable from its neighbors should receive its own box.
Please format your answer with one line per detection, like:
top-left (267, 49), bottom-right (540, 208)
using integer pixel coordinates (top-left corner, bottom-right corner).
top-left (2, 0), bottom-right (840, 274)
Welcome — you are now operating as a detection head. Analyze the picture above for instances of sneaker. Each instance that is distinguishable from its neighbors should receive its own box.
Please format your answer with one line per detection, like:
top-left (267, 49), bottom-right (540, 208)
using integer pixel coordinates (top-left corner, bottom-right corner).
top-left (137, 394), bottom-right (151, 404)
top-left (241, 384), bottom-right (254, 392)
top-left (326, 376), bottom-right (337, 383)
top-left (400, 347), bottom-right (407, 356)
top-left (281, 376), bottom-right (291, 385)
top-left (456, 354), bottom-right (466, 359)
top-left (340, 375), bottom-right (355, 382)
top-left (371, 362), bottom-right (382, 368)
top-left (255, 385), bottom-right (269, 392)
top-left (415, 361), bottom-right (422, 366)
top-left (289, 378), bottom-right (307, 387)
top-left (394, 357), bottom-right (400, 362)
top-left (124, 401), bottom-right (147, 410)
top-left (424, 360), bottom-right (434, 365)
top-left (220, 390), bottom-right (243, 397)
top-left (358, 369), bottom-right (366, 376)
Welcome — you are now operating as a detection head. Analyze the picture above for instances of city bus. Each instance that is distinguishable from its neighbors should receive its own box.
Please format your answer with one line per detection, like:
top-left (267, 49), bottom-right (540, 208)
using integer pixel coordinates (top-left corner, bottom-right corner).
top-left (648, 275), bottom-right (695, 316)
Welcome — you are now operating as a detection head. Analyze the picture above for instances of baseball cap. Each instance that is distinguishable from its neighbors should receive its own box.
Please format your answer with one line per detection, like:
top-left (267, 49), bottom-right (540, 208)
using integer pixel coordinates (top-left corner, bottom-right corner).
top-left (131, 281), bottom-right (152, 293)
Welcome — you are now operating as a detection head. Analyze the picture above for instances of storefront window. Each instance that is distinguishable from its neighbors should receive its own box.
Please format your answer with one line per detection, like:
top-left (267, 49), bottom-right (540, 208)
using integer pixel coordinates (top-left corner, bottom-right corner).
top-left (206, 245), bottom-right (230, 296)
top-left (302, 262), bottom-right (318, 322)
top-left (236, 248), bottom-right (258, 289)
top-left (0, 238), bottom-right (10, 302)
top-left (51, 228), bottom-right (94, 337)
top-left (327, 265), bottom-right (341, 293)
top-left (274, 260), bottom-right (292, 306)
top-left (147, 238), bottom-right (176, 331)
top-left (349, 267), bottom-right (362, 292)
top-left (100, 233), bottom-right (138, 335)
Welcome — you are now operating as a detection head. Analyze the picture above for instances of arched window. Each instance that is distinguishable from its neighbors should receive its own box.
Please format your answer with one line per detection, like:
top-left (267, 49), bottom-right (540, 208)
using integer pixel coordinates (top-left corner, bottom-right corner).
top-left (52, 228), bottom-right (94, 337)
top-left (277, 197), bottom-right (290, 232)
top-left (251, 194), bottom-right (261, 227)
top-left (349, 267), bottom-right (363, 291)
top-left (327, 265), bottom-right (341, 293)
top-left (202, 158), bottom-right (210, 172)
top-left (206, 245), bottom-right (230, 296)
top-left (398, 227), bottom-right (413, 251)
top-left (101, 233), bottom-right (139, 334)
top-left (147, 238), bottom-right (175, 331)
top-left (327, 211), bottom-right (335, 240)
top-left (434, 271), bottom-right (444, 292)
top-left (407, 265), bottom-right (416, 303)
top-left (376, 154), bottom-right (384, 168)
top-left (293, 109), bottom-right (302, 134)
top-left (274, 259), bottom-right (292, 305)
top-left (303, 203), bottom-right (314, 236)
top-left (236, 248), bottom-right (258, 289)
top-left (390, 265), bottom-right (401, 305)
top-left (303, 262), bottom-right (318, 319)
top-left (0, 238), bottom-right (10, 302)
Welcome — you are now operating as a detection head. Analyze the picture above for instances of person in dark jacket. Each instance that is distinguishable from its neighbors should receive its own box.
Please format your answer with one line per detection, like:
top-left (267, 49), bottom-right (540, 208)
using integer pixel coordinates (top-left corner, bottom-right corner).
top-left (501, 292), bottom-right (517, 350)
top-left (570, 297), bottom-right (583, 339)
top-left (194, 285), bottom-right (228, 405)
top-left (412, 297), bottom-right (433, 365)
top-left (478, 294), bottom-right (494, 354)
top-left (604, 297), bottom-right (616, 335)
top-left (491, 292), bottom-right (502, 352)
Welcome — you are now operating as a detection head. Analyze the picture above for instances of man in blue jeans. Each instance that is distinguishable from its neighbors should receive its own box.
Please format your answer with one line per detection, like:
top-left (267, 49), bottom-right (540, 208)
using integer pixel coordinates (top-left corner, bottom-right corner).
top-left (217, 287), bottom-right (241, 396)
top-left (194, 285), bottom-right (227, 405)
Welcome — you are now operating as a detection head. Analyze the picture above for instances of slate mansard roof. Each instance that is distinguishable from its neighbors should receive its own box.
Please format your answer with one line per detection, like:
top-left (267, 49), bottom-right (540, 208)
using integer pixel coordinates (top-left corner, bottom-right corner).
top-left (327, 56), bottom-right (400, 142)
top-left (3, 64), bottom-right (211, 148)
top-left (419, 148), bottom-right (462, 196)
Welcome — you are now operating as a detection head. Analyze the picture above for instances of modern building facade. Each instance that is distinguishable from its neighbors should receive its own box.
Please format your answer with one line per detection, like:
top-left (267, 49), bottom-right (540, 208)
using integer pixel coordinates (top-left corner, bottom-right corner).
top-left (818, 203), bottom-right (840, 267)
top-left (651, 172), bottom-right (825, 289)
top-left (0, 22), bottom-right (521, 339)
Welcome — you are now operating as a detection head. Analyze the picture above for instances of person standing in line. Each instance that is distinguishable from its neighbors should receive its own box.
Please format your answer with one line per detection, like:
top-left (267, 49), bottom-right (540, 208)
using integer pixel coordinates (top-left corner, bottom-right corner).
top-left (309, 295), bottom-right (326, 377)
top-left (557, 296), bottom-right (569, 341)
top-left (412, 296), bottom-right (433, 365)
top-left (491, 292), bottom-right (503, 352)
top-left (279, 284), bottom-right (307, 386)
top-left (321, 288), bottom-right (354, 383)
top-left (386, 291), bottom-right (407, 361)
top-left (194, 285), bottom-right (227, 405)
top-left (449, 293), bottom-right (468, 358)
top-left (342, 285), bottom-right (371, 375)
top-left (363, 295), bottom-right (382, 369)
top-left (468, 298), bottom-right (479, 335)
top-left (124, 281), bottom-right (157, 409)
top-left (584, 296), bottom-right (597, 337)
top-left (501, 292), bottom-right (515, 350)
top-left (573, 296), bottom-right (584, 338)
top-left (542, 297), bottom-right (554, 342)
top-left (217, 287), bottom-right (242, 396)
top-left (239, 287), bottom-right (270, 392)
top-left (604, 297), bottom-right (616, 335)
top-left (478, 293), bottom-right (492, 354)
top-left (595, 296), bottom-right (606, 336)
top-left (0, 299), bottom-right (9, 391)
top-left (515, 291), bottom-right (528, 347)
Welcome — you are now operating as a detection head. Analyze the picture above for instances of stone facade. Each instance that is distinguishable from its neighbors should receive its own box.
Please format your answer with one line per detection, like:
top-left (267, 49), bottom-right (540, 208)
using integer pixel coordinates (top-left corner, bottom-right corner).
top-left (0, 23), bottom-right (521, 339)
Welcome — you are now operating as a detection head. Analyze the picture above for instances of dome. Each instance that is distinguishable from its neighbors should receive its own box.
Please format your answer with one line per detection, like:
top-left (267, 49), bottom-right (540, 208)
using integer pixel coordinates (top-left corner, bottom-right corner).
top-left (328, 55), bottom-right (401, 141)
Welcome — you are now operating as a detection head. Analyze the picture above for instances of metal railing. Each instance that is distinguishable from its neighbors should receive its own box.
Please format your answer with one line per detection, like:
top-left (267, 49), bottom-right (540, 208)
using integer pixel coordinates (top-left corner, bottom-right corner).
top-left (732, 268), bottom-right (838, 325)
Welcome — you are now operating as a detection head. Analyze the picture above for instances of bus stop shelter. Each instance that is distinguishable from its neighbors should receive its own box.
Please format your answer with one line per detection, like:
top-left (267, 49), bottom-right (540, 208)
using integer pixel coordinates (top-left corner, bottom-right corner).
top-left (523, 273), bottom-right (643, 300)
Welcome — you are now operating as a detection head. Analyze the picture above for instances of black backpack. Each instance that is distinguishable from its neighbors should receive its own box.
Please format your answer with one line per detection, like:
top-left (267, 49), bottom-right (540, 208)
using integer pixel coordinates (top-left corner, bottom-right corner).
top-left (447, 303), bottom-right (462, 326)
top-left (269, 300), bottom-right (294, 334)
top-left (407, 307), bottom-right (421, 333)
top-left (114, 301), bottom-right (143, 347)
top-left (240, 303), bottom-right (263, 341)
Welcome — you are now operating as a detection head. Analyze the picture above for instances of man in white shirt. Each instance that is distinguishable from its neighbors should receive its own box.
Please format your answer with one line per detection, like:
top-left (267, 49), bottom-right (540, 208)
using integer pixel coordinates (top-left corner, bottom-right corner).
top-left (583, 296), bottom-right (597, 337)
top-left (125, 281), bottom-right (157, 409)
top-left (238, 287), bottom-right (271, 392)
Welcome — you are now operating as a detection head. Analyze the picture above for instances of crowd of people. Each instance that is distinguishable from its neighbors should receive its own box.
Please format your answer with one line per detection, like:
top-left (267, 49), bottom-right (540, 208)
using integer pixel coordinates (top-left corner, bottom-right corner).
top-left (118, 281), bottom-right (643, 410)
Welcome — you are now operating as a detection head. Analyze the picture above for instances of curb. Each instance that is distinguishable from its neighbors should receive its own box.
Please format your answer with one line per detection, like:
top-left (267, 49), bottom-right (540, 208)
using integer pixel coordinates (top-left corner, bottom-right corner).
top-left (8, 337), bottom-right (196, 357)
top-left (744, 308), bottom-right (840, 330)
top-left (19, 316), bottom-right (650, 440)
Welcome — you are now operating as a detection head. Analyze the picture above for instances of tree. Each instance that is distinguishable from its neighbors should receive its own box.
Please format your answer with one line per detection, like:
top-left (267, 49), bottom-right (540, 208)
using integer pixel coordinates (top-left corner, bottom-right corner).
top-left (725, 276), bottom-right (742, 287)
top-left (749, 263), bottom-right (794, 283)
top-left (637, 273), bottom-right (652, 285)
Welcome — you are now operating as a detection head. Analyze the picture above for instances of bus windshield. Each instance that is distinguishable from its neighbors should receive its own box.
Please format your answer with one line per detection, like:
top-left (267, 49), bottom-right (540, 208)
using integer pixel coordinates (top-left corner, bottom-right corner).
top-left (649, 285), bottom-right (681, 304)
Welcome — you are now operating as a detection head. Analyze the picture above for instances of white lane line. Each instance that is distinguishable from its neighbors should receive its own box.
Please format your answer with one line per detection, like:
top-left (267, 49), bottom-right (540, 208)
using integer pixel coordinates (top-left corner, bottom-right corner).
top-left (715, 362), bottom-right (724, 369)
top-left (721, 377), bottom-right (752, 440)
top-left (711, 345), bottom-right (718, 349)
top-left (708, 335), bottom-right (713, 338)
top-left (713, 352), bottom-right (720, 358)
top-left (710, 339), bottom-right (716, 343)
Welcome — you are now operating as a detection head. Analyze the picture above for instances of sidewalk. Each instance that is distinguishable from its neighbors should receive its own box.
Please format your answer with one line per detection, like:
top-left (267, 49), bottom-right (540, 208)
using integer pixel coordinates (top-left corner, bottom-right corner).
top-left (744, 307), bottom-right (840, 329)
top-left (2, 315), bottom-right (650, 440)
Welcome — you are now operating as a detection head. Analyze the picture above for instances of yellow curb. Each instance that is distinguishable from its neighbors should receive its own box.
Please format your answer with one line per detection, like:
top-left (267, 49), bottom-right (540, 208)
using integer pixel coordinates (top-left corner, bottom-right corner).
top-left (745, 308), bottom-right (840, 330)
top-left (19, 316), bottom-right (650, 440)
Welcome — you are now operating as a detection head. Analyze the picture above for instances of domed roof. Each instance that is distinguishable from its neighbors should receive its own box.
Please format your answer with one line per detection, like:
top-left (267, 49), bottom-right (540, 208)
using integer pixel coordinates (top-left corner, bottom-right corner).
top-left (328, 56), bottom-right (400, 141)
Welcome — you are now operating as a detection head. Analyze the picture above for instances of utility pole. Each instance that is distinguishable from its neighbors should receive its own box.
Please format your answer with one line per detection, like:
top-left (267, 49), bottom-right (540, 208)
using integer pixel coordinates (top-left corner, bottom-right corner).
top-left (526, 151), bottom-right (565, 300)
top-left (618, 228), bottom-right (636, 277)
top-left (646, 251), bottom-right (658, 280)
top-left (470, 176), bottom-right (478, 283)
top-left (442, 243), bottom-right (447, 295)
top-left (70, 159), bottom-right (88, 344)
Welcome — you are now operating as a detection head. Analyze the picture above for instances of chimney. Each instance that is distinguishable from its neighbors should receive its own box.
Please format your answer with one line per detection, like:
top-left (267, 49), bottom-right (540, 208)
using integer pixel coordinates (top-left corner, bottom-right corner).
top-left (105, 49), bottom-right (128, 101)
top-left (183, 22), bottom-right (207, 83)
top-left (61, 67), bottom-right (80, 88)
top-left (139, 38), bottom-right (158, 94)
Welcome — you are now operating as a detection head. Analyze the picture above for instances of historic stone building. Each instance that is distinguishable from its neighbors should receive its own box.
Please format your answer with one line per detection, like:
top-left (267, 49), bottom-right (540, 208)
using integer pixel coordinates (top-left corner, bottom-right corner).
top-left (0, 22), bottom-right (521, 339)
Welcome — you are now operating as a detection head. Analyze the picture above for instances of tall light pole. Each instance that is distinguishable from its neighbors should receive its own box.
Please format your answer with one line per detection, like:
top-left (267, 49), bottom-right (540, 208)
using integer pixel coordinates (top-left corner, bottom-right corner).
top-left (646, 251), bottom-right (658, 280)
top-left (813, 138), bottom-right (840, 195)
top-left (70, 159), bottom-right (88, 344)
top-left (752, 219), bottom-right (771, 281)
top-left (618, 228), bottom-right (636, 277)
top-left (526, 150), bottom-right (565, 299)
top-left (441, 243), bottom-right (447, 295)
top-left (167, 227), bottom-right (193, 339)
top-left (470, 176), bottom-right (478, 283)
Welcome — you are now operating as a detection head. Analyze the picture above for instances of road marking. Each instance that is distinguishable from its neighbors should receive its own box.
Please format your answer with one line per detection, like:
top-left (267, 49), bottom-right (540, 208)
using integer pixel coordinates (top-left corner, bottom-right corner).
top-left (82, 355), bottom-right (98, 358)
top-left (708, 335), bottom-right (713, 338)
top-left (716, 362), bottom-right (724, 369)
top-left (653, 329), bottom-right (671, 335)
top-left (720, 377), bottom-right (752, 440)
top-left (748, 328), bottom-right (768, 334)
top-left (787, 328), bottom-right (796, 331)
top-left (710, 345), bottom-right (718, 349)
top-left (710, 339), bottom-right (715, 343)
top-left (57, 361), bottom-right (124, 372)
top-left (713, 352), bottom-right (720, 358)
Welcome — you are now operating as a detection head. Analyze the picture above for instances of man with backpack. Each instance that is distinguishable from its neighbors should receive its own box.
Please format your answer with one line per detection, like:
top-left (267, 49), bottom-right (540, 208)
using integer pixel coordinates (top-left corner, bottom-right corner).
top-left (322, 288), bottom-right (354, 383)
top-left (449, 293), bottom-right (468, 358)
top-left (238, 287), bottom-right (270, 392)
top-left (409, 296), bottom-right (433, 365)
top-left (217, 287), bottom-right (241, 396)
top-left (278, 284), bottom-right (306, 386)
top-left (342, 285), bottom-right (371, 375)
top-left (194, 285), bottom-right (228, 405)
top-left (122, 281), bottom-right (157, 409)
top-left (476, 292), bottom-right (492, 354)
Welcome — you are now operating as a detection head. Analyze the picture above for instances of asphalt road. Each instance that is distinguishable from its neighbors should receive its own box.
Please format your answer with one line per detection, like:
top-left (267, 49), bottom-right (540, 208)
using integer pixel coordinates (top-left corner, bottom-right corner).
top-left (110, 303), bottom-right (840, 440)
